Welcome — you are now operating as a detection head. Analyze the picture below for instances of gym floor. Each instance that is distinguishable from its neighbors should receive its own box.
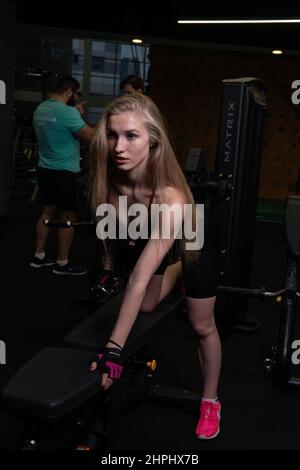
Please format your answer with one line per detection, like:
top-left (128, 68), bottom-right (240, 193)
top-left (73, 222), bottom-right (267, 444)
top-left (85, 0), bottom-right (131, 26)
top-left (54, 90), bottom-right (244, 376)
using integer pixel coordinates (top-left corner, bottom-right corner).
top-left (1, 188), bottom-right (300, 451)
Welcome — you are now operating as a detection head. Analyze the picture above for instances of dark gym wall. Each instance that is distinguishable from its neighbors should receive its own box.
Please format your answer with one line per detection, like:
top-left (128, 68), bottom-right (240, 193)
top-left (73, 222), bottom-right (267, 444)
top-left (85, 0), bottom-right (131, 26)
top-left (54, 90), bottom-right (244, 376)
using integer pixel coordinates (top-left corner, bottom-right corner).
top-left (148, 44), bottom-right (300, 200)
top-left (0, 1), bottom-right (16, 216)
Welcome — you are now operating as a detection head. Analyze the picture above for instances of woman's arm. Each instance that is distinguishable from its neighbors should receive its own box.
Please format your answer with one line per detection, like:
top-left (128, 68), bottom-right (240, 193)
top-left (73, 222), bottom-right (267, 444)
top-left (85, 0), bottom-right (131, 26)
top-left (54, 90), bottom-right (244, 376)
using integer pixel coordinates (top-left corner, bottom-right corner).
top-left (109, 187), bottom-right (186, 348)
top-left (102, 242), bottom-right (115, 271)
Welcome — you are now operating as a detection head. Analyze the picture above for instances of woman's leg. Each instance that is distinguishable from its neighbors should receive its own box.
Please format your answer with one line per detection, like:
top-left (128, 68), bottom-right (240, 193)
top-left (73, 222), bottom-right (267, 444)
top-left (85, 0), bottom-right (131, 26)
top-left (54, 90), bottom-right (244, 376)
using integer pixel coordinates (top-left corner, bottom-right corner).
top-left (158, 260), bottom-right (182, 302)
top-left (186, 295), bottom-right (221, 398)
top-left (186, 294), bottom-right (222, 440)
top-left (140, 274), bottom-right (164, 312)
top-left (140, 260), bottom-right (182, 313)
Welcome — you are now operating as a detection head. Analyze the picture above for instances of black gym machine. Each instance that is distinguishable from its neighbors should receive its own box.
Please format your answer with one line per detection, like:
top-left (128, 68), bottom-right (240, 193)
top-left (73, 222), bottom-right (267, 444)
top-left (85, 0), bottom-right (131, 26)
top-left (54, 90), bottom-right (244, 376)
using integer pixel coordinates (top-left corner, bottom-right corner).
top-left (2, 77), bottom-right (298, 450)
top-left (263, 196), bottom-right (300, 387)
top-left (191, 78), bottom-right (300, 389)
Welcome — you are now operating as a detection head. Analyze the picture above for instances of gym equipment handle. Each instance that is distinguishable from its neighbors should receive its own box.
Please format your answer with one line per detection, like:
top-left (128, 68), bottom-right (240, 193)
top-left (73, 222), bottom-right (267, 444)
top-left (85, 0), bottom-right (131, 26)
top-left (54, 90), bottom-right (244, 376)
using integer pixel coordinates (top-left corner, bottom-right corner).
top-left (218, 285), bottom-right (300, 298)
top-left (43, 219), bottom-right (94, 228)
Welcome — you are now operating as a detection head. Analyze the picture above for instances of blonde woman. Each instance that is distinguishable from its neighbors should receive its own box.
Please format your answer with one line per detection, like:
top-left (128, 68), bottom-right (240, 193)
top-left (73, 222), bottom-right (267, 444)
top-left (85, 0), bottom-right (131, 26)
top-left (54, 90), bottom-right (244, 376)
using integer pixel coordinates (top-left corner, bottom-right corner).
top-left (89, 94), bottom-right (221, 440)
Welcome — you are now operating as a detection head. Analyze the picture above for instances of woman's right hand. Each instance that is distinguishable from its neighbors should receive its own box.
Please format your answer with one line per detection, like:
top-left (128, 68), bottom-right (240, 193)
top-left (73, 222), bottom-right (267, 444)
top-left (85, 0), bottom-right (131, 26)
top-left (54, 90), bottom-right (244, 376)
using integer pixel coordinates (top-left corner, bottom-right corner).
top-left (89, 347), bottom-right (124, 390)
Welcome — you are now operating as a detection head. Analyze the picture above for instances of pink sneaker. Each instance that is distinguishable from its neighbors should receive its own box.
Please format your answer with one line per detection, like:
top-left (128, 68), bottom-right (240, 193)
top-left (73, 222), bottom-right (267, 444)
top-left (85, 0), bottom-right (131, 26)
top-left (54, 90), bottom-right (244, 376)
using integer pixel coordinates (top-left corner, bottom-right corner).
top-left (195, 400), bottom-right (221, 439)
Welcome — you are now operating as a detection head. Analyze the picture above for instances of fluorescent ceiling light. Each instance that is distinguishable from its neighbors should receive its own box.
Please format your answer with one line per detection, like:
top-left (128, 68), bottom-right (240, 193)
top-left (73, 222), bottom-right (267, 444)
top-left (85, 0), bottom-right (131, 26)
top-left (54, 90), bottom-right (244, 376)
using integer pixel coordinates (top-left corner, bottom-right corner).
top-left (132, 38), bottom-right (143, 43)
top-left (178, 19), bottom-right (300, 24)
top-left (272, 49), bottom-right (283, 54)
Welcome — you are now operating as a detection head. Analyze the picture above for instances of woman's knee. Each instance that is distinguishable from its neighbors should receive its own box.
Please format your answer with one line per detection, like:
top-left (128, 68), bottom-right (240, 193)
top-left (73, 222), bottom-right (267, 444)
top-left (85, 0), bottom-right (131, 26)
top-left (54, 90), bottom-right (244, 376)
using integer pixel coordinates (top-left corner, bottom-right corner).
top-left (140, 300), bottom-right (157, 313)
top-left (190, 318), bottom-right (216, 338)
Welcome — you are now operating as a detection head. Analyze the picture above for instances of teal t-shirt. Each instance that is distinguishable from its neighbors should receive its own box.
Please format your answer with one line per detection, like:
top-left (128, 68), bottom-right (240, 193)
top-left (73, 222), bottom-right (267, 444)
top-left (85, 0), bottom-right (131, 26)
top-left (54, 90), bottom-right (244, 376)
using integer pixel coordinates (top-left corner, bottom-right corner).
top-left (33, 99), bottom-right (85, 173)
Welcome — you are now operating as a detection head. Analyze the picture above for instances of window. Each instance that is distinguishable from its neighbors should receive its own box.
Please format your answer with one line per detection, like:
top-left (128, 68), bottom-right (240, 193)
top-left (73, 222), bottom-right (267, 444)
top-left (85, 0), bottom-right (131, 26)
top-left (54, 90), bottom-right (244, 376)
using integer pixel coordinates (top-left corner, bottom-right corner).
top-left (72, 39), bottom-right (84, 88)
top-left (88, 106), bottom-right (104, 125)
top-left (14, 35), bottom-right (150, 109)
top-left (90, 40), bottom-right (149, 97)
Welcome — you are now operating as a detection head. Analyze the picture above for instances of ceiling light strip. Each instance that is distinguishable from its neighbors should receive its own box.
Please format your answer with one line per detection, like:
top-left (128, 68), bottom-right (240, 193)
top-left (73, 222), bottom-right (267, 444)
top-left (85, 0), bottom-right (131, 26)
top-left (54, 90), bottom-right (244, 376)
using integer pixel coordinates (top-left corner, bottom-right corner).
top-left (178, 19), bottom-right (300, 24)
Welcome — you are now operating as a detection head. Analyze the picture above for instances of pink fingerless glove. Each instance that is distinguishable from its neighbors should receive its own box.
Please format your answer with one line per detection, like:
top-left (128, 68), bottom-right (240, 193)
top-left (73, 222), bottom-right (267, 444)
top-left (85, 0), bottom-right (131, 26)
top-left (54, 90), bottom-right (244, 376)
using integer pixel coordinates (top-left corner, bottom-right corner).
top-left (90, 347), bottom-right (123, 379)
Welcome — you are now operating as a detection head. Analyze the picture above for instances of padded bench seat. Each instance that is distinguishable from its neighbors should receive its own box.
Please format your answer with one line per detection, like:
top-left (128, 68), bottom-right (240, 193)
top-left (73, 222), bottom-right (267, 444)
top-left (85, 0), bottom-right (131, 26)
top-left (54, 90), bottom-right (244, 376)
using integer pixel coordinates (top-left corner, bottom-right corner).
top-left (64, 291), bottom-right (184, 358)
top-left (1, 348), bottom-right (101, 419)
top-left (1, 292), bottom-right (184, 420)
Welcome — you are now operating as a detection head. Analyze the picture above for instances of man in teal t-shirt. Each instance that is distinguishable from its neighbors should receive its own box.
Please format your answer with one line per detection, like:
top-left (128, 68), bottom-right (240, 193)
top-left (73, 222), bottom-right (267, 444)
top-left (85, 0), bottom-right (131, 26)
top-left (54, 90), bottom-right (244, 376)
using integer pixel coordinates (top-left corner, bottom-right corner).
top-left (34, 97), bottom-right (84, 173)
top-left (30, 75), bottom-right (96, 275)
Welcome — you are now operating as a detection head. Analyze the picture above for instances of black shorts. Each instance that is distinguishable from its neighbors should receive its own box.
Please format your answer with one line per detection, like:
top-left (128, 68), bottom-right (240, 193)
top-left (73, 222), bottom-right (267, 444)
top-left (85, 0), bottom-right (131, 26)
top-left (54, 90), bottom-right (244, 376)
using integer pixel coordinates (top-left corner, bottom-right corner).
top-left (182, 243), bottom-right (218, 298)
top-left (182, 210), bottom-right (218, 299)
top-left (37, 167), bottom-right (79, 212)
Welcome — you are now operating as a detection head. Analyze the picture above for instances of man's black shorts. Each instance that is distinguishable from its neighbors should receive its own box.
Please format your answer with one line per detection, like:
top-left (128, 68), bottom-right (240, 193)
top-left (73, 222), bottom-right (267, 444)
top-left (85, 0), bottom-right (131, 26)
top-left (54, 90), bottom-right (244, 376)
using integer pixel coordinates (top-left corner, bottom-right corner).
top-left (36, 167), bottom-right (79, 212)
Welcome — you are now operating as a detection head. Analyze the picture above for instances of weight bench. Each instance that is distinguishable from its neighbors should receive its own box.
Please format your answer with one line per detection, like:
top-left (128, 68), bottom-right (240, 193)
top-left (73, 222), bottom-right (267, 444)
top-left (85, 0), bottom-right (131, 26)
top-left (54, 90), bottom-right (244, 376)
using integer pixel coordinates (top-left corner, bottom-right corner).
top-left (1, 291), bottom-right (184, 422)
top-left (64, 291), bottom-right (183, 356)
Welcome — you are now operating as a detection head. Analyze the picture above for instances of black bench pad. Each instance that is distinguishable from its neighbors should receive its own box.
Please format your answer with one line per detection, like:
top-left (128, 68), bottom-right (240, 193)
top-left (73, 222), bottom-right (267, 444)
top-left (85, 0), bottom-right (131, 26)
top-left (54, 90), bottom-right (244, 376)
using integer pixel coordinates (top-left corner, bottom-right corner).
top-left (1, 348), bottom-right (101, 419)
top-left (64, 292), bottom-right (184, 358)
top-left (1, 293), bottom-right (184, 419)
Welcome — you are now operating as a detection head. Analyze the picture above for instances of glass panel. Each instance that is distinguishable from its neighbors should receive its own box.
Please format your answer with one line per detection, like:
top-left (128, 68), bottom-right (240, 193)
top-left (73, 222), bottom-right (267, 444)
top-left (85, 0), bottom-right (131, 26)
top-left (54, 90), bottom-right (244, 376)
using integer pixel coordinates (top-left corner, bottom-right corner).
top-left (92, 41), bottom-right (106, 57)
top-left (88, 106), bottom-right (105, 124)
top-left (92, 41), bottom-right (117, 58)
top-left (14, 34), bottom-right (150, 105)
top-left (105, 42), bottom-right (116, 55)
top-left (90, 75), bottom-right (115, 96)
top-left (90, 40), bottom-right (150, 97)
top-left (72, 39), bottom-right (85, 55)
top-left (71, 73), bottom-right (83, 88)
top-left (72, 39), bottom-right (84, 76)
top-left (72, 54), bottom-right (84, 73)
top-left (92, 57), bottom-right (115, 74)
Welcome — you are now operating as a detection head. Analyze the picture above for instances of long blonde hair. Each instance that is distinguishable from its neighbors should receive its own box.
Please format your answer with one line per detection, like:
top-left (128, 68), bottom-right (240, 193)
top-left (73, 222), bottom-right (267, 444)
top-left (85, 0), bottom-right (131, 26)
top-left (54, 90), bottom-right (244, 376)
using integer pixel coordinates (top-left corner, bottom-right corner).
top-left (89, 94), bottom-right (199, 259)
top-left (90, 93), bottom-right (194, 211)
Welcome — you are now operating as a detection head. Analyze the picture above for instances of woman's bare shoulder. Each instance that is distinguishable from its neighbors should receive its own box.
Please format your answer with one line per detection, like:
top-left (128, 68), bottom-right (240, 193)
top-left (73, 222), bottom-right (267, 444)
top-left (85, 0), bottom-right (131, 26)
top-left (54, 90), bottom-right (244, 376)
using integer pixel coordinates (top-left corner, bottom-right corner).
top-left (158, 186), bottom-right (187, 205)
